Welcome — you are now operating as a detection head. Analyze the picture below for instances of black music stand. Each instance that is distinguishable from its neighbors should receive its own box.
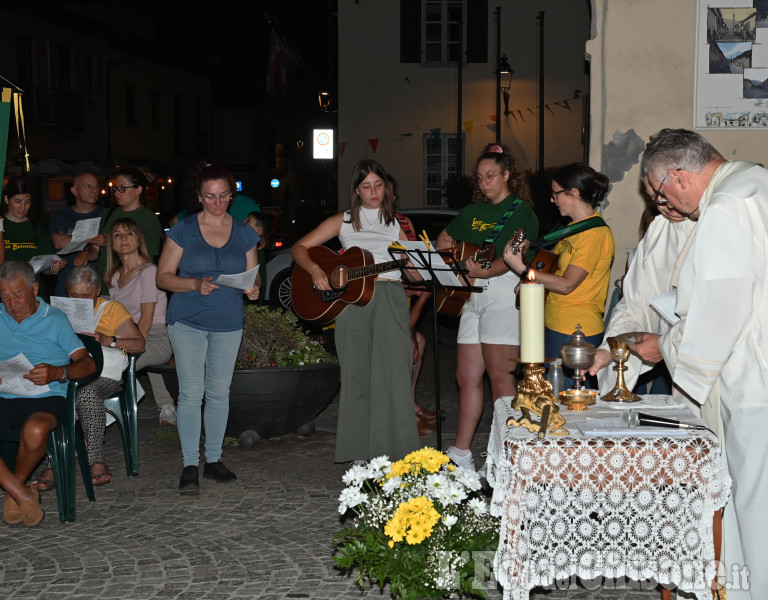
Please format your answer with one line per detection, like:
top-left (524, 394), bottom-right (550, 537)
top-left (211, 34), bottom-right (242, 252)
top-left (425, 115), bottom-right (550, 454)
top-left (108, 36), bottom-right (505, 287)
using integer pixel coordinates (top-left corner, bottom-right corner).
top-left (389, 245), bottom-right (484, 450)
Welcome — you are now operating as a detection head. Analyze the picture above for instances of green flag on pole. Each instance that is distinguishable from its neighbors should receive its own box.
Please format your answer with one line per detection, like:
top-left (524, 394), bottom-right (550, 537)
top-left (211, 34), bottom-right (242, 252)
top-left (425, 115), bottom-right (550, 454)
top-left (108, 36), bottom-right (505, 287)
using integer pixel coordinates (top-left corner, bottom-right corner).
top-left (0, 87), bottom-right (12, 185)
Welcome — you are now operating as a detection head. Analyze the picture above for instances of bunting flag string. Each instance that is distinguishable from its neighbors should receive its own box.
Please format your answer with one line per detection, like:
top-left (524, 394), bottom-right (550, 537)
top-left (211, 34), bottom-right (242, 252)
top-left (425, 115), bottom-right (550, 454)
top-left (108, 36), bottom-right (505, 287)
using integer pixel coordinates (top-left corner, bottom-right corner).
top-left (342, 93), bottom-right (583, 156)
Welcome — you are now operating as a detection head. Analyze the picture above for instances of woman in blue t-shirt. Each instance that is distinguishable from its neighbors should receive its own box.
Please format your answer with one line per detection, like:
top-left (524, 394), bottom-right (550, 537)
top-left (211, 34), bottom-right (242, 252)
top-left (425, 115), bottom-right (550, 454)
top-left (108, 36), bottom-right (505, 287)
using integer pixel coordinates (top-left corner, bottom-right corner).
top-left (157, 165), bottom-right (260, 495)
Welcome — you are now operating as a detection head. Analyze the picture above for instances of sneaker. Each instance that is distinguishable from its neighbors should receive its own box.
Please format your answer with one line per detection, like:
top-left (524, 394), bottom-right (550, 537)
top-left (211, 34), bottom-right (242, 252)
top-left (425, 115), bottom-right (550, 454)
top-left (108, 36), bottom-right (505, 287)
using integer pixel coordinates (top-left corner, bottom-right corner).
top-left (203, 460), bottom-right (237, 482)
top-left (179, 465), bottom-right (199, 495)
top-left (159, 404), bottom-right (177, 426)
top-left (446, 446), bottom-right (475, 471)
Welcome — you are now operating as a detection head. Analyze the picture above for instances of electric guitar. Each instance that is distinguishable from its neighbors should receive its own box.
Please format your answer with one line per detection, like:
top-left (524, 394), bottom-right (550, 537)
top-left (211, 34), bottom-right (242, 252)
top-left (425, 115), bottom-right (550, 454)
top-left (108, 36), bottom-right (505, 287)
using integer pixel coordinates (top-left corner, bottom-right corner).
top-left (435, 229), bottom-right (525, 318)
top-left (291, 246), bottom-right (408, 323)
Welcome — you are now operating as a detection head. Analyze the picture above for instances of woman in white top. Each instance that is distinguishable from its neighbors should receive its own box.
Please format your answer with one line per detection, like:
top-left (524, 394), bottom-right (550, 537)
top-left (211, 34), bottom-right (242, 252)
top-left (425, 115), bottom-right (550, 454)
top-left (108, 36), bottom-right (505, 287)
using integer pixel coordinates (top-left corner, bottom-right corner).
top-left (291, 159), bottom-right (421, 462)
top-left (106, 218), bottom-right (175, 425)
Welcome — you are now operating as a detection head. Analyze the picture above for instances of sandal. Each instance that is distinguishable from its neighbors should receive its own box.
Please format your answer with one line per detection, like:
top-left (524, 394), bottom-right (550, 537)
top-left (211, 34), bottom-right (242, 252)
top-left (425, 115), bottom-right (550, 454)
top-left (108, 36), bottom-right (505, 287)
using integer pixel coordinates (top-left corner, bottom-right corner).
top-left (28, 469), bottom-right (55, 492)
top-left (90, 463), bottom-right (112, 486)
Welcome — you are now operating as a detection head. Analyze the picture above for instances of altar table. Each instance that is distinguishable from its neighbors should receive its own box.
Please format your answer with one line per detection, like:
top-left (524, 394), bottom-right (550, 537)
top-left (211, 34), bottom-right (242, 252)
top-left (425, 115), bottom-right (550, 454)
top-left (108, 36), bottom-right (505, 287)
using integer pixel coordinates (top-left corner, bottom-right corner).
top-left (487, 398), bottom-right (732, 600)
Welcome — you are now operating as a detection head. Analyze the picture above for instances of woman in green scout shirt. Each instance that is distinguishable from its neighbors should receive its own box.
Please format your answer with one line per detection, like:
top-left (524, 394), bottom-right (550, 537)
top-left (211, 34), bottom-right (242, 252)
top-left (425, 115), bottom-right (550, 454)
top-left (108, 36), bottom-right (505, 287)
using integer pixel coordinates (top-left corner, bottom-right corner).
top-left (436, 143), bottom-right (539, 473)
top-left (2, 176), bottom-right (64, 300)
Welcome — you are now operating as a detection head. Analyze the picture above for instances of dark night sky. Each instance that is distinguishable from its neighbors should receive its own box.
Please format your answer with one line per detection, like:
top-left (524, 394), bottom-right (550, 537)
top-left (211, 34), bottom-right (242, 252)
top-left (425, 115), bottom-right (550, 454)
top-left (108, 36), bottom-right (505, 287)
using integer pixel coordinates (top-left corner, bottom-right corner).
top-left (140, 0), bottom-right (336, 110)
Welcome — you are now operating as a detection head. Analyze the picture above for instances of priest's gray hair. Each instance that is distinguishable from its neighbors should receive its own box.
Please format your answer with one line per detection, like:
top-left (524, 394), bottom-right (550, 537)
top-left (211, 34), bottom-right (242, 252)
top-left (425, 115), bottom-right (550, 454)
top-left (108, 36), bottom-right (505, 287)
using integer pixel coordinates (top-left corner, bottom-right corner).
top-left (66, 265), bottom-right (102, 292)
top-left (641, 128), bottom-right (724, 179)
top-left (0, 260), bottom-right (35, 286)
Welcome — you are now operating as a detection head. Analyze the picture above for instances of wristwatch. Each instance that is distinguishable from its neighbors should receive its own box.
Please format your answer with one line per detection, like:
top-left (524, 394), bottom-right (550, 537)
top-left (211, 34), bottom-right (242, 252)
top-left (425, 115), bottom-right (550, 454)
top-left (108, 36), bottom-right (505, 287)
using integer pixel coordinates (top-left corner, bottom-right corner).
top-left (59, 365), bottom-right (70, 383)
top-left (110, 336), bottom-right (117, 348)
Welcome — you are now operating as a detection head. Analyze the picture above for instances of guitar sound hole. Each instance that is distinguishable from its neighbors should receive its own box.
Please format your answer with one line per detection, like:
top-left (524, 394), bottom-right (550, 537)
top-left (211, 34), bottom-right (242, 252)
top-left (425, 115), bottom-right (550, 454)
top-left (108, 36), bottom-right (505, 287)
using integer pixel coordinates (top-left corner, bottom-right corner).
top-left (330, 266), bottom-right (348, 289)
top-left (535, 261), bottom-right (545, 270)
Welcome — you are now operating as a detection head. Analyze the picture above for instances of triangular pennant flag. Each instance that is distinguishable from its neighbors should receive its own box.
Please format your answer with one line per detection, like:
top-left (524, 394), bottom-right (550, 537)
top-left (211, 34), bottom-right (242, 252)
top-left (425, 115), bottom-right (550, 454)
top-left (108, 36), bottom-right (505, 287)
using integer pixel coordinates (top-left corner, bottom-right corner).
top-left (545, 104), bottom-right (555, 117)
top-left (490, 114), bottom-right (497, 122)
top-left (563, 99), bottom-right (572, 113)
top-left (431, 128), bottom-right (441, 141)
top-left (517, 110), bottom-right (525, 122)
top-left (339, 142), bottom-right (346, 157)
top-left (527, 107), bottom-right (536, 116)
top-left (510, 111), bottom-right (518, 122)
top-left (368, 138), bottom-right (378, 153)
top-left (463, 120), bottom-right (473, 134)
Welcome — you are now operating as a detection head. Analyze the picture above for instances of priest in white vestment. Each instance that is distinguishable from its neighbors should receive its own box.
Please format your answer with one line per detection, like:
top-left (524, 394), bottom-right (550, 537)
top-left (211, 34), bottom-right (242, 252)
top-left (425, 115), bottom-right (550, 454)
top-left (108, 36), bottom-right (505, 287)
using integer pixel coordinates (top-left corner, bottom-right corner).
top-left (631, 128), bottom-right (768, 600)
top-left (590, 207), bottom-right (693, 394)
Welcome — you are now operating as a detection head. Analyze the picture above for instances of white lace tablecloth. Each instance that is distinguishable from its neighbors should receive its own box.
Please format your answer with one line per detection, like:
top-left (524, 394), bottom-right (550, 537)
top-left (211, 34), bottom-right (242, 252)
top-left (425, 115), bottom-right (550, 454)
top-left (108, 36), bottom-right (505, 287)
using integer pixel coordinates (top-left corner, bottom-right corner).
top-left (487, 398), bottom-right (732, 600)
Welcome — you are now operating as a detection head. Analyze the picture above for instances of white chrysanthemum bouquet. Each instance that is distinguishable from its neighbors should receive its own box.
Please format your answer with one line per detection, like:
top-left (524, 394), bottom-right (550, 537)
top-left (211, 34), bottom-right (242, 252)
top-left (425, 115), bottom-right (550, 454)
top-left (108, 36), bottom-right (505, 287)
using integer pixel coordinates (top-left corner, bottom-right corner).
top-left (334, 448), bottom-right (500, 600)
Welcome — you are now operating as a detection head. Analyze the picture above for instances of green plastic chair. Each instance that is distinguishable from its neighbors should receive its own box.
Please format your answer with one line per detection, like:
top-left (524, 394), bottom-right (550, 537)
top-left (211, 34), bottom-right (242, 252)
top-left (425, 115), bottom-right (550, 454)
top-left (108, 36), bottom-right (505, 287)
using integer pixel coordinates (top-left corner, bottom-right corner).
top-left (103, 353), bottom-right (141, 477)
top-left (0, 333), bottom-right (101, 523)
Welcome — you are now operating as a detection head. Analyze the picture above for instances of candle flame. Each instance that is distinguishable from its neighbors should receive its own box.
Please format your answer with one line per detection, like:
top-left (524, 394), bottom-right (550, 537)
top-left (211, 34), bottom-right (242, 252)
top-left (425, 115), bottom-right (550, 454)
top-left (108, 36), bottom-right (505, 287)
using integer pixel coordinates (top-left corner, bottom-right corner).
top-left (527, 269), bottom-right (536, 283)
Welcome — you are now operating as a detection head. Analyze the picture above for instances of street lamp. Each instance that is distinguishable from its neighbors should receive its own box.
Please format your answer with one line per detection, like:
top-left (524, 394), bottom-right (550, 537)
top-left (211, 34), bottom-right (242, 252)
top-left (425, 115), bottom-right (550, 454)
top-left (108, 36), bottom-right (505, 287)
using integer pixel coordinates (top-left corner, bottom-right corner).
top-left (499, 54), bottom-right (513, 116)
top-left (495, 5), bottom-right (513, 144)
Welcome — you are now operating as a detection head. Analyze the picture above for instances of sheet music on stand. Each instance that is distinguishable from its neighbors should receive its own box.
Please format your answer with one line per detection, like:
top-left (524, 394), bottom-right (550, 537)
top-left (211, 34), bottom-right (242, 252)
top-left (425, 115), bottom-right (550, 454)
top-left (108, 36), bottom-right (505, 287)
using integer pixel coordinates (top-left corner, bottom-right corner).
top-left (388, 240), bottom-right (482, 292)
top-left (387, 241), bottom-right (483, 451)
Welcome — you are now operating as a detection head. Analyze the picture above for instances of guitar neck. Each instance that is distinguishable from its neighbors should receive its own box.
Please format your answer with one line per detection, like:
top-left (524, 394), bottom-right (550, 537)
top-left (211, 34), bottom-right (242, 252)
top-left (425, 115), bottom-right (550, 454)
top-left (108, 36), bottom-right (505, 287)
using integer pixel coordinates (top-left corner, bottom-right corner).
top-left (348, 259), bottom-right (407, 281)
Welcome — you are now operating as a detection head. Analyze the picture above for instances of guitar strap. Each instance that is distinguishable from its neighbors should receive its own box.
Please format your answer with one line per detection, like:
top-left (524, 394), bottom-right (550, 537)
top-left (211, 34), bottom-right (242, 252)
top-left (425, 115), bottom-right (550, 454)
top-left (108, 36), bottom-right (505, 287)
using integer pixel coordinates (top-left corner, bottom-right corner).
top-left (482, 198), bottom-right (524, 245)
top-left (535, 215), bottom-right (608, 249)
top-left (394, 213), bottom-right (418, 241)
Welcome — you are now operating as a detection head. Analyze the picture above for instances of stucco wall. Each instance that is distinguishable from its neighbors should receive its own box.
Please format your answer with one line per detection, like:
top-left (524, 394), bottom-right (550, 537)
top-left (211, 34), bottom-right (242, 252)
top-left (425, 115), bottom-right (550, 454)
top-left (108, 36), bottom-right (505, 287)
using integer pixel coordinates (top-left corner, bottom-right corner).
top-left (588, 0), bottom-right (768, 294)
top-left (338, 0), bottom-right (591, 209)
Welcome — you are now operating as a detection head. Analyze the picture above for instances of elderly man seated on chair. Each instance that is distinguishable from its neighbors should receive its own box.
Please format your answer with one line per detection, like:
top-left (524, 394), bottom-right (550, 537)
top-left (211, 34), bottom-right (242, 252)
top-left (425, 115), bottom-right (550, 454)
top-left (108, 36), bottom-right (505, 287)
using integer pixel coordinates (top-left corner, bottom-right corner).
top-left (0, 261), bottom-right (95, 527)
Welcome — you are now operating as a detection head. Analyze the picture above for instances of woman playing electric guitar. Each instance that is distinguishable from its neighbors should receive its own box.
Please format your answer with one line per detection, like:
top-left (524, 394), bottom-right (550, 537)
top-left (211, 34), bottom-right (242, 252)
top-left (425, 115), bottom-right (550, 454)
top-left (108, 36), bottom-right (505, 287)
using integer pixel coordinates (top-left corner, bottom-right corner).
top-left (291, 159), bottom-right (421, 463)
top-left (504, 162), bottom-right (615, 389)
top-left (435, 143), bottom-right (539, 473)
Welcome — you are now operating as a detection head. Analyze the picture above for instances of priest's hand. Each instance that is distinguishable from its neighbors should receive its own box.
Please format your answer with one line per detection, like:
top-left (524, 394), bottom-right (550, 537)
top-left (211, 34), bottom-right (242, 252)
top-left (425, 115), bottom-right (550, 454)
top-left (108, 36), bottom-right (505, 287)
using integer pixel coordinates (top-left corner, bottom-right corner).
top-left (587, 348), bottom-right (612, 376)
top-left (627, 333), bottom-right (663, 364)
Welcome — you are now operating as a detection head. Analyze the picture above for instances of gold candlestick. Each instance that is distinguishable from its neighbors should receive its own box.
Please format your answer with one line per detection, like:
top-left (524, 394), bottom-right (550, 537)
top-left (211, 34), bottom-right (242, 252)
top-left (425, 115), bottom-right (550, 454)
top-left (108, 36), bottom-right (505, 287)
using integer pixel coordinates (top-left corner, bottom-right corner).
top-left (601, 336), bottom-right (642, 402)
top-left (507, 363), bottom-right (569, 438)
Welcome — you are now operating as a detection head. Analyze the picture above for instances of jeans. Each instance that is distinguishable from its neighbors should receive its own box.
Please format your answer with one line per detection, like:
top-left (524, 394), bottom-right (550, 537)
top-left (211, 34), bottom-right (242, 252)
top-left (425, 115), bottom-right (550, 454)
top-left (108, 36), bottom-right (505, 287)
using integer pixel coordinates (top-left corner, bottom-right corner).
top-left (545, 327), bottom-right (603, 390)
top-left (168, 321), bottom-right (243, 466)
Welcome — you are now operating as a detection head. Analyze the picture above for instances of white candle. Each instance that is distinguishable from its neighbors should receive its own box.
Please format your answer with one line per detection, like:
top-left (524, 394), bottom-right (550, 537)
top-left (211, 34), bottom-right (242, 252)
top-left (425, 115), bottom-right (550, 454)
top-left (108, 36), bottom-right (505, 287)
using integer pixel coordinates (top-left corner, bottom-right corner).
top-left (520, 280), bottom-right (545, 363)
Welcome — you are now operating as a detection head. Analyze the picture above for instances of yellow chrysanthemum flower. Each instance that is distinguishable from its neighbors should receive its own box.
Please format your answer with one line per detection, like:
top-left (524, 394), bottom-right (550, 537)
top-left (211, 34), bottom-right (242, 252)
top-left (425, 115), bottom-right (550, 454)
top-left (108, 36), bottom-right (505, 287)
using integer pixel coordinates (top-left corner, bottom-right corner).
top-left (385, 496), bottom-right (441, 546)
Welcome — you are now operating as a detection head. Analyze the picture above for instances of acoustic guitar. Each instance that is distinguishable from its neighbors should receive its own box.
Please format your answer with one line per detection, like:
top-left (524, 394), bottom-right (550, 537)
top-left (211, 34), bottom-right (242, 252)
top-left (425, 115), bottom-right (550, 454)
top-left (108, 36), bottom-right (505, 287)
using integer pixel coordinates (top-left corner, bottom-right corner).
top-left (291, 246), bottom-right (408, 324)
top-left (435, 229), bottom-right (525, 318)
top-left (514, 238), bottom-right (559, 308)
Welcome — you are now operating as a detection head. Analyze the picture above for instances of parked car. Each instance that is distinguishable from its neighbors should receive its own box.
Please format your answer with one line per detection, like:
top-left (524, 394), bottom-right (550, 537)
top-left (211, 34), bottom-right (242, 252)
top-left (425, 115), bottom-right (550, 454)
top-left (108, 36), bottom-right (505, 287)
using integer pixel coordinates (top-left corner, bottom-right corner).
top-left (263, 208), bottom-right (460, 313)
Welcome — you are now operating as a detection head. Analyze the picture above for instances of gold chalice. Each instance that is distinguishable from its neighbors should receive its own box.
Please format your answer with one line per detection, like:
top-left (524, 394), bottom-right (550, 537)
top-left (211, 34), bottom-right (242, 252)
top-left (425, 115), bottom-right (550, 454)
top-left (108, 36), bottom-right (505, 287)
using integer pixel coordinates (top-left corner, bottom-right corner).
top-left (601, 335), bottom-right (641, 402)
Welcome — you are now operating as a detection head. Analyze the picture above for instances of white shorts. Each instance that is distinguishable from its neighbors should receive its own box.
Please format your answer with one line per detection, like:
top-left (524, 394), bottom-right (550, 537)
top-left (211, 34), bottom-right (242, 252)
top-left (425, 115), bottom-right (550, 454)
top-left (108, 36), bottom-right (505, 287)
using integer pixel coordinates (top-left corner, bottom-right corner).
top-left (456, 270), bottom-right (521, 345)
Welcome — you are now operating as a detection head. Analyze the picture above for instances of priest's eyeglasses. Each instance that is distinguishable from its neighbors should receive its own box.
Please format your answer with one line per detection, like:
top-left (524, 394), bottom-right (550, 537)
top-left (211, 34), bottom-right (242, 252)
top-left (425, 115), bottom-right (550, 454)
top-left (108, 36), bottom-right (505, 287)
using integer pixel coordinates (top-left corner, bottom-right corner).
top-left (651, 173), bottom-right (669, 206)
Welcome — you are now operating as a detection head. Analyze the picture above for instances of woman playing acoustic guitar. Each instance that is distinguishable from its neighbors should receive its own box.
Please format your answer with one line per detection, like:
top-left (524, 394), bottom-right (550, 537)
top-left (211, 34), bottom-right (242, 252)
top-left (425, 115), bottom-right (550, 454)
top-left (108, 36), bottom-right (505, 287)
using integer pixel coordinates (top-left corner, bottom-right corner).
top-left (503, 162), bottom-right (614, 389)
top-left (291, 159), bottom-right (421, 463)
top-left (436, 144), bottom-right (539, 473)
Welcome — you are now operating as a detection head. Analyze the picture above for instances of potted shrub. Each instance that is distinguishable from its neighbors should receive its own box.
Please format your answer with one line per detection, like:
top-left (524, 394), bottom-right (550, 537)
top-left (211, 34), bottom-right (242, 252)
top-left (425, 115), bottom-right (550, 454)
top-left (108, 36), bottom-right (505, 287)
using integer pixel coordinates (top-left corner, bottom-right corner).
top-left (152, 305), bottom-right (339, 440)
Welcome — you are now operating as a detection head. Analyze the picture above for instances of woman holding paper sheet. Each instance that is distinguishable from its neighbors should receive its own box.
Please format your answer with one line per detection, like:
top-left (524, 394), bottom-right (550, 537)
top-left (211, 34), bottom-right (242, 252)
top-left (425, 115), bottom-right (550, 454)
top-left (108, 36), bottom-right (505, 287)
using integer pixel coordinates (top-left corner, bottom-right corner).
top-left (156, 164), bottom-right (260, 495)
top-left (31, 265), bottom-right (144, 490)
top-left (2, 176), bottom-right (64, 300)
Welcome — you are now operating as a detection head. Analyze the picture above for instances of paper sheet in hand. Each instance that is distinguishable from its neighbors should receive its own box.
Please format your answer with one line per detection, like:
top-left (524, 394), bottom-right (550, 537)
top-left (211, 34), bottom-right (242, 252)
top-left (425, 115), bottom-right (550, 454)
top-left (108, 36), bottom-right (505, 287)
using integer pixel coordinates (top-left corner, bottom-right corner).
top-left (0, 353), bottom-right (51, 397)
top-left (57, 217), bottom-right (101, 254)
top-left (651, 290), bottom-right (680, 326)
top-left (29, 254), bottom-right (61, 274)
top-left (397, 241), bottom-right (464, 287)
top-left (50, 296), bottom-right (95, 333)
top-left (213, 266), bottom-right (259, 291)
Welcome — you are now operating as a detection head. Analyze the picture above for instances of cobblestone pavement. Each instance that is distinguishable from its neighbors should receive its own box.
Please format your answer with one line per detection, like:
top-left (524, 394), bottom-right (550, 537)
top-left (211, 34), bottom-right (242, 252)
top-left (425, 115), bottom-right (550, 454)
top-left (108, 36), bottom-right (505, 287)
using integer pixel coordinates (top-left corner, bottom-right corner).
top-left (0, 315), bottom-right (664, 599)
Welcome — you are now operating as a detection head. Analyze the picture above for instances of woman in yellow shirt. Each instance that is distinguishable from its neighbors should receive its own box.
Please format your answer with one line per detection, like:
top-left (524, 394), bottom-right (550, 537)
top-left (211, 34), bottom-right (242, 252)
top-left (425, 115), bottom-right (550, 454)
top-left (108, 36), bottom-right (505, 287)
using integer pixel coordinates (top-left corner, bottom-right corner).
top-left (504, 163), bottom-right (614, 387)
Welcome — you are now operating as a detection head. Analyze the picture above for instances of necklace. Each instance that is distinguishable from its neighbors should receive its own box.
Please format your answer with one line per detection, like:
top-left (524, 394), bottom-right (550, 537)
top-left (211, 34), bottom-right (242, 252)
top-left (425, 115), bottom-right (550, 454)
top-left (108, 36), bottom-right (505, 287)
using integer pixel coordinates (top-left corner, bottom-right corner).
top-left (361, 209), bottom-right (378, 230)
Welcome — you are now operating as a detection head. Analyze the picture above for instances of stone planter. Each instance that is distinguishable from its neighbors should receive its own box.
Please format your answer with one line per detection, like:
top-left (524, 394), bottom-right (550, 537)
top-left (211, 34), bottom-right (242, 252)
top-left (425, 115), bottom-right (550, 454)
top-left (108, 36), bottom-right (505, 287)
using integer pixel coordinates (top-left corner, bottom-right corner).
top-left (149, 362), bottom-right (340, 439)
